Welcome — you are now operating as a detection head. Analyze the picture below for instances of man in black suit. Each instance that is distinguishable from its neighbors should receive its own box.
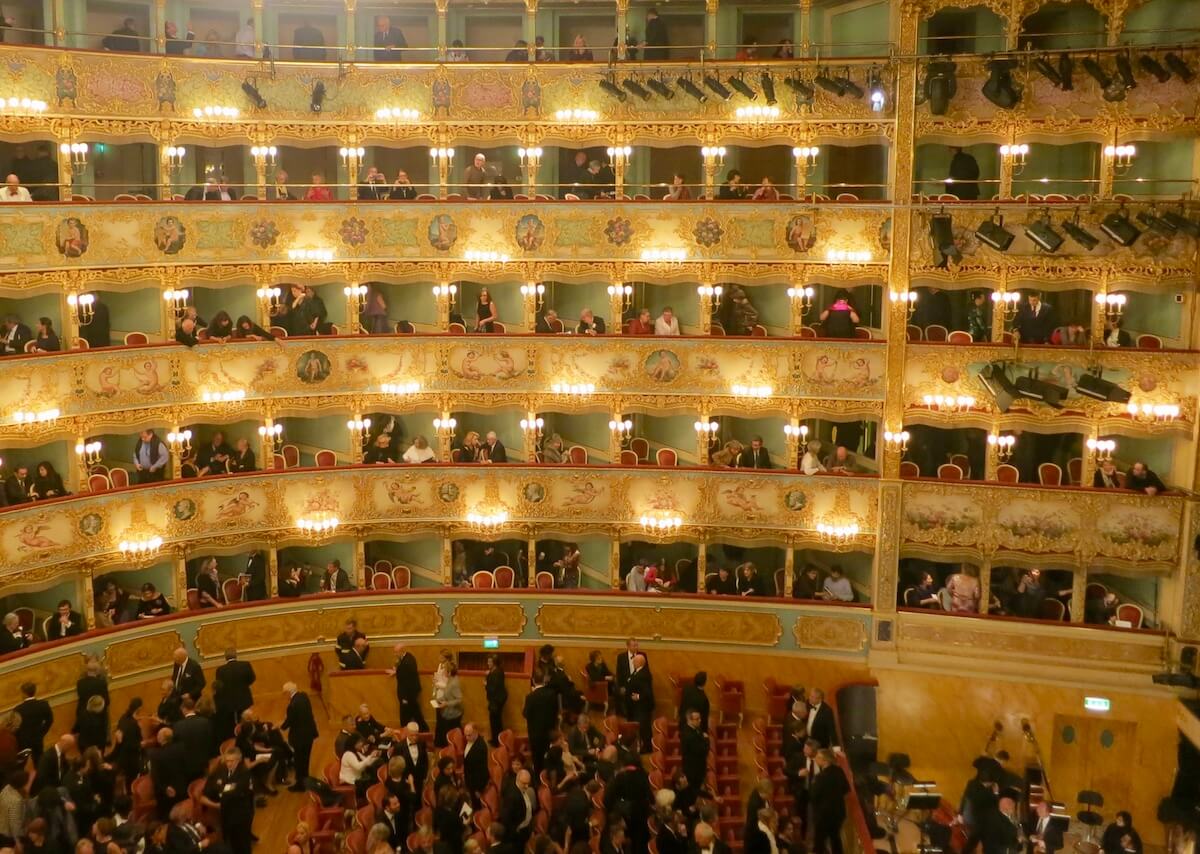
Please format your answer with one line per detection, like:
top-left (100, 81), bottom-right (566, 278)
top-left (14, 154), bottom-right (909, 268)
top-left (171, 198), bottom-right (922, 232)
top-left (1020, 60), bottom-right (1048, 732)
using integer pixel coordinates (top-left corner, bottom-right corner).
top-left (281, 681), bottom-right (318, 791)
top-left (148, 728), bottom-right (189, 819)
top-left (214, 648), bottom-right (256, 743)
top-left (377, 791), bottom-right (408, 848)
top-left (1014, 292), bottom-right (1057, 344)
top-left (336, 619), bottom-right (368, 660)
top-left (614, 637), bottom-right (645, 718)
top-left (14, 681), bottom-right (52, 765)
top-left (32, 733), bottom-right (74, 795)
top-left (0, 315), bottom-right (30, 355)
top-left (399, 722), bottom-right (429, 792)
top-left (500, 768), bottom-right (538, 848)
top-left (338, 637), bottom-right (370, 670)
top-left (244, 551), bottom-right (268, 602)
top-left (45, 600), bottom-right (84, 640)
top-left (691, 821), bottom-right (732, 854)
top-left (606, 758), bottom-right (652, 851)
top-left (171, 647), bottom-right (206, 702)
top-left (806, 688), bottom-right (837, 748)
top-left (680, 709), bottom-right (709, 794)
top-left (0, 614), bottom-right (31, 655)
top-left (201, 747), bottom-right (256, 854)
top-left (3, 466), bottom-right (31, 505)
top-left (483, 431), bottom-right (508, 463)
top-left (786, 738), bottom-right (820, 836)
top-left (462, 722), bottom-right (490, 798)
top-left (736, 436), bottom-right (772, 469)
top-left (487, 821), bottom-right (518, 854)
top-left (322, 560), bottom-right (353, 593)
top-left (522, 671), bottom-right (559, 776)
top-left (1025, 800), bottom-right (1064, 854)
top-left (626, 654), bottom-right (654, 754)
top-left (172, 696), bottom-right (215, 781)
top-left (810, 749), bottom-right (849, 854)
top-left (678, 672), bottom-right (710, 734)
top-left (782, 699), bottom-right (808, 759)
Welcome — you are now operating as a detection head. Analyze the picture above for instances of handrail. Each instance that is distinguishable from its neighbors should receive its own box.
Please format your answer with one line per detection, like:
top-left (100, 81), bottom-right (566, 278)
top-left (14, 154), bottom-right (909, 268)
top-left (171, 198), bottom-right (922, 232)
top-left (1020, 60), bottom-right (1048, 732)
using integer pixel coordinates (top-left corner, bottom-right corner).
top-left (830, 678), bottom-right (881, 854)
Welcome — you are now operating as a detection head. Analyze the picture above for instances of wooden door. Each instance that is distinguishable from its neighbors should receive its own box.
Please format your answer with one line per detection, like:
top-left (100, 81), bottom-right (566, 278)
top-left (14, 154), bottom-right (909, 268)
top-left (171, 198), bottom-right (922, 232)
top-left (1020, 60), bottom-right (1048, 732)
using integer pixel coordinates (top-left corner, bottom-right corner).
top-left (1049, 714), bottom-right (1137, 809)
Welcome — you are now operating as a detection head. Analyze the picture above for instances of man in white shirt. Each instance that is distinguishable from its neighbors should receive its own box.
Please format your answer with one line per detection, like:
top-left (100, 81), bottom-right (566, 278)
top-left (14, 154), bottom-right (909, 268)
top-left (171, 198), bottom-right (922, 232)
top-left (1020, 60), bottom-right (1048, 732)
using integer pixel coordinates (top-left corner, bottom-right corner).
top-left (0, 174), bottom-right (32, 202)
top-left (626, 562), bottom-right (647, 592)
top-left (820, 566), bottom-right (854, 602)
top-left (235, 18), bottom-right (256, 57)
top-left (403, 435), bottom-right (437, 463)
top-left (655, 306), bottom-right (681, 335)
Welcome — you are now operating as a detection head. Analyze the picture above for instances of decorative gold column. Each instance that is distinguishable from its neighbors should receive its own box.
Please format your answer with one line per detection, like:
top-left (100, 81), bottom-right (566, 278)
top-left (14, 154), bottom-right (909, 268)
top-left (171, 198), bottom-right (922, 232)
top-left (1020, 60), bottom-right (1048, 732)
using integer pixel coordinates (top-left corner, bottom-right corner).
top-left (434, 281), bottom-right (453, 330)
top-left (254, 267), bottom-right (273, 329)
top-left (695, 410), bottom-right (712, 465)
top-left (260, 415), bottom-right (279, 470)
top-left (152, 0), bottom-right (166, 53)
top-left (527, 534), bottom-right (538, 588)
top-left (158, 141), bottom-right (174, 202)
top-left (79, 571), bottom-right (95, 629)
top-left (441, 531), bottom-right (454, 586)
top-left (353, 538), bottom-right (366, 590)
top-left (697, 285), bottom-right (715, 335)
top-left (1080, 432), bottom-right (1097, 488)
top-left (1070, 563), bottom-right (1087, 623)
top-left (267, 545), bottom-right (280, 598)
top-left (168, 423), bottom-right (184, 479)
top-left (1090, 270), bottom-right (1110, 345)
top-left (783, 543), bottom-right (795, 597)
top-left (160, 271), bottom-right (181, 340)
top-left (609, 281), bottom-right (626, 334)
top-left (60, 286), bottom-right (81, 350)
top-left (349, 410), bottom-right (366, 464)
top-left (252, 0), bottom-right (265, 60)
top-left (609, 537), bottom-right (622, 589)
top-left (978, 559), bottom-right (992, 614)
top-left (997, 144), bottom-right (1014, 199)
top-left (696, 538), bottom-right (707, 592)
top-left (1098, 133), bottom-right (1117, 198)
top-left (990, 270), bottom-right (1009, 343)
top-left (435, 0), bottom-right (449, 59)
top-left (344, 0), bottom-right (357, 61)
top-left (56, 136), bottom-right (74, 201)
top-left (51, 0), bottom-right (65, 46)
top-left (345, 285), bottom-right (363, 335)
top-left (798, 0), bottom-right (812, 55)
top-left (524, 0), bottom-right (538, 60)
top-left (174, 549), bottom-right (189, 610)
top-left (436, 408), bottom-right (455, 461)
top-left (72, 433), bottom-right (89, 493)
top-left (984, 422), bottom-right (1000, 481)
top-left (704, 0), bottom-right (718, 59)
top-left (615, 0), bottom-right (629, 60)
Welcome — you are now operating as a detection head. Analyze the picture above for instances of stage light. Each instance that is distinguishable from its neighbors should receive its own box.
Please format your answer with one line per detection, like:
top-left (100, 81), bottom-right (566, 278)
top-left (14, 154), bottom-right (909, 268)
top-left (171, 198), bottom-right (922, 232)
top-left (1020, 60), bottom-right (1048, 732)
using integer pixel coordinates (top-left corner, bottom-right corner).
top-left (1076, 371), bottom-right (1131, 404)
top-left (1033, 54), bottom-right (1062, 88)
top-left (646, 77), bottom-right (674, 99)
top-left (728, 75), bottom-right (757, 100)
top-left (760, 71), bottom-right (776, 105)
top-left (599, 78), bottom-right (627, 101)
top-left (241, 80), bottom-right (267, 109)
top-left (1058, 52), bottom-right (1074, 90)
top-left (1165, 52), bottom-right (1195, 83)
top-left (1025, 211), bottom-right (1063, 253)
top-left (1100, 208), bottom-right (1141, 247)
top-left (838, 68), bottom-right (864, 100)
top-left (814, 68), bottom-right (846, 97)
top-left (867, 66), bottom-right (885, 111)
top-left (622, 78), bottom-right (652, 101)
top-left (1162, 208), bottom-right (1200, 238)
top-left (929, 213), bottom-right (961, 263)
top-left (704, 75), bottom-right (733, 100)
top-left (923, 59), bottom-right (957, 116)
top-left (979, 363), bottom-right (1018, 413)
top-left (1135, 208), bottom-right (1177, 236)
top-left (982, 58), bottom-right (1021, 109)
top-left (975, 212), bottom-right (1014, 252)
top-left (1015, 373), bottom-right (1067, 409)
top-left (309, 80), bottom-right (326, 113)
top-left (1115, 52), bottom-right (1137, 89)
top-left (783, 74), bottom-right (814, 104)
top-left (1082, 57), bottom-right (1112, 89)
top-left (1062, 213), bottom-right (1100, 251)
top-left (676, 77), bottom-right (707, 102)
top-left (1138, 54), bottom-right (1172, 83)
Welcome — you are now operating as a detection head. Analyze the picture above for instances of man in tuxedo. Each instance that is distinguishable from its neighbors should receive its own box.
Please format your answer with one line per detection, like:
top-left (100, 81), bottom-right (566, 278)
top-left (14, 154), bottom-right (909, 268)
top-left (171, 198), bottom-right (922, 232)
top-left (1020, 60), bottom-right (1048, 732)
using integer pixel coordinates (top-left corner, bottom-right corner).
top-left (338, 637), bottom-right (370, 670)
top-left (45, 600), bottom-right (83, 640)
top-left (32, 733), bottom-right (73, 795)
top-left (810, 749), bottom-right (850, 854)
top-left (400, 722), bottom-right (429, 792)
top-left (522, 671), bottom-right (559, 775)
top-left (214, 648), bottom-right (257, 742)
top-left (736, 436), bottom-right (772, 469)
top-left (171, 647), bottom-right (206, 701)
top-left (500, 768), bottom-right (537, 848)
top-left (14, 682), bottom-right (51, 765)
top-left (965, 791), bottom-right (1021, 854)
top-left (201, 747), bottom-right (255, 854)
top-left (1014, 292), bottom-right (1057, 344)
top-left (626, 654), bottom-right (654, 753)
top-left (172, 696), bottom-right (215, 781)
top-left (462, 722), bottom-right (490, 798)
top-left (377, 792), bottom-right (408, 848)
top-left (483, 431), bottom-right (508, 463)
top-left (244, 551), bottom-right (268, 601)
top-left (3, 466), bottom-right (30, 505)
top-left (387, 643), bottom-right (428, 731)
top-left (281, 681), bottom-right (318, 791)
top-left (782, 699), bottom-right (808, 759)
top-left (678, 672), bottom-right (710, 734)
top-left (0, 614), bottom-right (31, 655)
top-left (614, 637), bottom-right (645, 718)
top-left (691, 821), bottom-right (731, 854)
top-left (786, 738), bottom-right (820, 836)
top-left (680, 709), bottom-right (709, 795)
top-left (487, 821), bottom-right (518, 854)
top-left (806, 688), bottom-right (837, 748)
top-left (1025, 800), bottom-right (1064, 854)
top-left (148, 728), bottom-right (189, 819)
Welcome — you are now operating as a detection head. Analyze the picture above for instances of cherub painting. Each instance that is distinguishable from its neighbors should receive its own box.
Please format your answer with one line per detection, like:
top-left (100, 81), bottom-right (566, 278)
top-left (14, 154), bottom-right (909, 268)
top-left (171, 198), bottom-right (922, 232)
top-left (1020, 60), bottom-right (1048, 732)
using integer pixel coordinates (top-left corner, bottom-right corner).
top-left (645, 350), bottom-right (680, 383)
top-left (56, 217), bottom-right (88, 258)
top-left (721, 483), bottom-right (763, 514)
top-left (217, 491), bottom-right (259, 519)
top-left (134, 360), bottom-right (164, 394)
top-left (563, 481), bottom-right (600, 507)
top-left (494, 350), bottom-right (518, 379)
top-left (96, 366), bottom-right (120, 397)
top-left (17, 522), bottom-right (58, 551)
top-left (387, 481), bottom-right (418, 505)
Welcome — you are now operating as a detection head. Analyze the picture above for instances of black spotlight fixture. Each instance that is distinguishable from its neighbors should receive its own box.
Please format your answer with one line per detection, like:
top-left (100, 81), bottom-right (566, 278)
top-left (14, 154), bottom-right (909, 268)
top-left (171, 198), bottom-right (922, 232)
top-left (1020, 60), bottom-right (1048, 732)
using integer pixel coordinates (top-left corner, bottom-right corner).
top-left (975, 210), bottom-right (1015, 251)
top-left (1032, 54), bottom-right (1063, 88)
top-left (1135, 207), bottom-right (1177, 236)
top-left (704, 74), bottom-right (733, 100)
top-left (1025, 208), bottom-right (1064, 253)
top-left (1082, 56), bottom-right (1112, 88)
top-left (929, 212), bottom-right (961, 263)
top-left (1115, 51), bottom-right (1137, 90)
top-left (1062, 208), bottom-right (1100, 250)
top-left (241, 80), bottom-right (267, 109)
top-left (622, 77), bottom-right (652, 101)
top-left (923, 59), bottom-right (958, 116)
top-left (838, 66), bottom-right (864, 100)
top-left (982, 58), bottom-right (1022, 109)
top-left (1165, 51), bottom-right (1195, 83)
top-left (599, 77), bottom-right (628, 101)
top-left (760, 71), bottom-right (776, 105)
top-left (1100, 206), bottom-right (1141, 246)
top-left (676, 76), bottom-right (707, 103)
top-left (783, 74), bottom-right (815, 105)
top-left (1058, 52), bottom-right (1074, 90)
top-left (1163, 206), bottom-right (1200, 238)
top-left (1138, 54), bottom-right (1172, 83)
top-left (309, 80), bottom-right (326, 113)
top-left (814, 67), bottom-right (846, 97)
top-left (646, 77), bottom-right (674, 99)
top-left (728, 75), bottom-right (757, 100)
top-left (1076, 369), bottom-right (1132, 404)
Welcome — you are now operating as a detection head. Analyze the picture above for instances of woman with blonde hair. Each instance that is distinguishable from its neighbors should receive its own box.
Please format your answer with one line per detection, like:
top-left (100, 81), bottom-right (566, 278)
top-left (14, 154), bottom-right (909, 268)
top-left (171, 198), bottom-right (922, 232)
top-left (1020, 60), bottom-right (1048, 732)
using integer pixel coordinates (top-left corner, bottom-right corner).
top-left (711, 439), bottom-right (743, 468)
top-left (433, 660), bottom-right (463, 747)
top-left (458, 431), bottom-right (482, 463)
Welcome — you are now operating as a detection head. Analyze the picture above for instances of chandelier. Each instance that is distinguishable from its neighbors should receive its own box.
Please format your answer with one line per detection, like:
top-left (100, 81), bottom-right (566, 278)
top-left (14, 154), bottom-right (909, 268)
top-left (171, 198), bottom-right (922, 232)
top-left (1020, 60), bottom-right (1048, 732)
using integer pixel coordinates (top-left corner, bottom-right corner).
top-left (552, 382), bottom-right (596, 397)
top-left (119, 535), bottom-right (163, 561)
top-left (200, 389), bottom-right (246, 404)
top-left (467, 510), bottom-right (509, 532)
top-left (381, 381), bottom-right (421, 395)
top-left (987, 432), bottom-right (1016, 460)
top-left (12, 408), bottom-right (60, 424)
top-left (732, 384), bottom-right (772, 399)
top-left (817, 522), bottom-right (859, 545)
top-left (1126, 402), bottom-right (1179, 423)
top-left (640, 511), bottom-right (682, 535)
top-left (288, 248), bottom-right (334, 262)
top-left (297, 512), bottom-right (340, 537)
top-left (923, 394), bottom-right (975, 412)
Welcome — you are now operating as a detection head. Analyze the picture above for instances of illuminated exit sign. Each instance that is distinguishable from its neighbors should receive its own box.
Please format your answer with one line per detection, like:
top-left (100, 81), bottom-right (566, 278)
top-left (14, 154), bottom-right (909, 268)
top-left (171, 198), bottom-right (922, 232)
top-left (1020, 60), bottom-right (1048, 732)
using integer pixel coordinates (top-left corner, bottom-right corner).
top-left (1084, 696), bottom-right (1111, 712)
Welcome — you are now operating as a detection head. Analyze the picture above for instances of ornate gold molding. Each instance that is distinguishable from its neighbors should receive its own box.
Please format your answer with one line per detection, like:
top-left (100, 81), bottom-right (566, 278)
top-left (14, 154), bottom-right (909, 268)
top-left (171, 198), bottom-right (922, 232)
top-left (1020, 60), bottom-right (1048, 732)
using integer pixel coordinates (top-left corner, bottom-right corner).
top-left (452, 602), bottom-right (527, 636)
top-left (536, 602), bottom-right (783, 646)
top-left (793, 614), bottom-right (868, 651)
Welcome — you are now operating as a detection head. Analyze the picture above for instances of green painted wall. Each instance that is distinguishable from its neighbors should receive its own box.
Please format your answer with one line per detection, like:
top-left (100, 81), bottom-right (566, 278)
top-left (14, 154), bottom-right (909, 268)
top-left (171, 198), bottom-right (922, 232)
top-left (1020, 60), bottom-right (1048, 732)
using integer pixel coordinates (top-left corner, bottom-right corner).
top-left (546, 282), bottom-right (610, 330)
top-left (191, 286), bottom-right (257, 329)
top-left (634, 414), bottom-right (700, 463)
top-left (0, 295), bottom-right (62, 344)
top-left (722, 415), bottom-right (789, 466)
top-left (1121, 0), bottom-right (1200, 44)
top-left (918, 7), bottom-right (1006, 55)
top-left (105, 288), bottom-right (164, 342)
top-left (540, 413), bottom-right (611, 462)
top-left (1120, 292), bottom-right (1182, 342)
top-left (454, 408), bottom-right (528, 460)
top-left (1015, 142), bottom-right (1099, 197)
top-left (455, 282), bottom-right (523, 333)
top-left (813, 1), bottom-right (889, 58)
top-left (913, 143), bottom-right (999, 198)
top-left (0, 441), bottom-right (70, 486)
top-left (278, 414), bottom-right (352, 465)
top-left (1113, 140), bottom-right (1195, 197)
top-left (0, 578), bottom-right (78, 629)
top-left (365, 538), bottom-right (444, 587)
top-left (97, 559), bottom-right (177, 607)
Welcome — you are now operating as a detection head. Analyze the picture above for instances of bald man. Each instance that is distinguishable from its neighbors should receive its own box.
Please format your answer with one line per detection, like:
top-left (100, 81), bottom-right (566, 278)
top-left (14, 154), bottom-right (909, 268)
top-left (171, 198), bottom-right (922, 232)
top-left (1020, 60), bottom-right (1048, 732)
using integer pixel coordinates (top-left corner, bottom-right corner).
top-left (0, 175), bottom-right (31, 202)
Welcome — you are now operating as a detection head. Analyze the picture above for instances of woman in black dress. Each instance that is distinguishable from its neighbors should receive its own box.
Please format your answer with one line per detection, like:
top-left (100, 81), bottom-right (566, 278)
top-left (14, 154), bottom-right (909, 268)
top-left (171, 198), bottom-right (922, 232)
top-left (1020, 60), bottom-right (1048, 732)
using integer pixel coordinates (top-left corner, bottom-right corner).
top-left (31, 461), bottom-right (66, 500)
top-left (206, 310), bottom-right (235, 342)
top-left (485, 653), bottom-right (507, 746)
top-left (474, 287), bottom-right (498, 333)
top-left (232, 315), bottom-right (276, 341)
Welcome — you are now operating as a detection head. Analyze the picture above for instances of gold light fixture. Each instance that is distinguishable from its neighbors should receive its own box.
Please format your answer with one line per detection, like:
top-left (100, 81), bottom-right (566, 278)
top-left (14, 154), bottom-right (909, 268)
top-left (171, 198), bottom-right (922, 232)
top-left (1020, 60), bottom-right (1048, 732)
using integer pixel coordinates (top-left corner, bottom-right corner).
top-left (518, 146), bottom-right (543, 170)
top-left (339, 146), bottom-right (365, 167)
top-left (256, 286), bottom-right (282, 312)
top-left (999, 143), bottom-right (1029, 175)
top-left (732, 384), bottom-right (772, 399)
top-left (988, 432), bottom-right (1016, 460)
top-left (609, 417), bottom-right (633, 438)
top-left (826, 249), bottom-right (872, 263)
top-left (381, 381), bottom-right (421, 395)
top-left (555, 109), bottom-right (599, 123)
top-left (784, 423), bottom-right (809, 453)
top-left (2, 97), bottom-right (47, 115)
top-left (882, 429), bottom-right (910, 454)
top-left (344, 284), bottom-right (368, 313)
top-left (347, 417), bottom-right (372, 445)
top-left (119, 534), bottom-right (163, 561)
top-left (991, 290), bottom-right (1020, 321)
top-left (736, 105), bottom-right (780, 121)
top-left (608, 284), bottom-right (633, 312)
top-left (520, 283), bottom-right (546, 310)
top-left (166, 429), bottom-right (193, 455)
top-left (430, 147), bottom-right (456, 166)
top-left (164, 145), bottom-right (187, 172)
top-left (297, 511), bottom-right (340, 537)
top-left (1086, 437), bottom-right (1116, 461)
top-left (923, 394), bottom-right (976, 412)
top-left (640, 248), bottom-right (687, 263)
top-left (606, 145), bottom-right (632, 169)
top-left (433, 416), bottom-right (457, 440)
top-left (520, 414), bottom-right (544, 440)
top-left (163, 288), bottom-right (189, 318)
top-left (250, 145), bottom-right (277, 168)
top-left (639, 510), bottom-right (682, 535)
top-left (288, 248), bottom-right (334, 262)
top-left (793, 145), bottom-right (819, 174)
top-left (787, 286), bottom-right (815, 316)
top-left (66, 293), bottom-right (95, 326)
top-left (376, 107), bottom-right (420, 122)
top-left (1104, 143), bottom-right (1136, 175)
top-left (432, 283), bottom-right (458, 307)
top-left (200, 389), bottom-right (246, 404)
top-left (889, 290), bottom-right (918, 319)
top-left (701, 146), bottom-right (727, 169)
top-left (12, 408), bottom-right (60, 424)
top-left (193, 105), bottom-right (240, 120)
top-left (1126, 401), bottom-right (1179, 423)
top-left (551, 382), bottom-right (595, 397)
top-left (464, 249), bottom-right (511, 264)
top-left (60, 142), bottom-right (89, 167)
top-left (467, 510), bottom-right (509, 532)
top-left (258, 422), bottom-right (283, 452)
top-left (817, 522), bottom-right (859, 545)
top-left (75, 440), bottom-right (103, 465)
top-left (1095, 292), bottom-right (1126, 320)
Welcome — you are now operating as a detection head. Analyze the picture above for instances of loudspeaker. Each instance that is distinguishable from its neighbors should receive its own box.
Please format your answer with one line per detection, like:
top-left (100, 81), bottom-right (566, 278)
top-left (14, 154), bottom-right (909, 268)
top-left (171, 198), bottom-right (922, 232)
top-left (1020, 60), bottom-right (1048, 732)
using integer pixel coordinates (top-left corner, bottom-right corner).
top-left (1075, 372), bottom-right (1132, 403)
top-left (979, 362), bottom-right (1017, 413)
top-left (1015, 375), bottom-right (1067, 408)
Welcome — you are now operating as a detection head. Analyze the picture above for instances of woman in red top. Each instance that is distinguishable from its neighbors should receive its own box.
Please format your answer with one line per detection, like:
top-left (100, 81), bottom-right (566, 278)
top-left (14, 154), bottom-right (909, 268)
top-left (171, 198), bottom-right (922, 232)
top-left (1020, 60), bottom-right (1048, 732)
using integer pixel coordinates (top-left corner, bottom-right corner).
top-left (304, 173), bottom-right (332, 201)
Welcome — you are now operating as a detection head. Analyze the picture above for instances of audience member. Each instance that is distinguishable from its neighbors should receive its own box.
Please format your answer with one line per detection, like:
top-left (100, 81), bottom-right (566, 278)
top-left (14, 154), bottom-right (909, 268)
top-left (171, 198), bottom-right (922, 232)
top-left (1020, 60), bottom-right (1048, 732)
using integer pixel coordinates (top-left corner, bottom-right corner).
top-left (1126, 461), bottom-right (1165, 495)
top-left (718, 170), bottom-right (746, 199)
top-left (304, 173), bottom-right (332, 201)
top-left (664, 173), bottom-right (691, 200)
top-left (0, 174), bottom-right (31, 202)
top-left (31, 317), bottom-right (59, 352)
top-left (819, 290), bottom-right (859, 338)
top-left (1014, 292), bottom-right (1056, 344)
top-left (818, 566), bottom-right (853, 602)
top-left (578, 308), bottom-right (606, 335)
top-left (751, 177), bottom-right (780, 201)
top-left (133, 429), bottom-right (169, 484)
top-left (654, 307), bottom-right (680, 336)
top-left (373, 15), bottom-right (407, 60)
top-left (565, 34), bottom-right (593, 61)
top-left (102, 18), bottom-right (141, 52)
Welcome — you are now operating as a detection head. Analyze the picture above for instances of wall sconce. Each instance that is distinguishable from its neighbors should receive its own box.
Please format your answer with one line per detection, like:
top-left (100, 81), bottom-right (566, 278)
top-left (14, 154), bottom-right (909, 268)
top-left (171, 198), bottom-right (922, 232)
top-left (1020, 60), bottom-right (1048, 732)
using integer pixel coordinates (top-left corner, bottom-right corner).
top-left (347, 417), bottom-right (372, 446)
top-left (694, 419), bottom-right (718, 437)
top-left (882, 429), bottom-right (910, 454)
top-left (339, 146), bottom-right (365, 167)
top-left (66, 293), bottom-right (95, 326)
top-left (640, 248), bottom-right (687, 263)
top-left (1085, 437), bottom-right (1116, 462)
top-left (433, 417), bottom-right (458, 440)
top-left (520, 414), bottom-right (544, 441)
top-left (999, 143), bottom-right (1029, 175)
top-left (793, 145), bottom-right (819, 175)
top-left (555, 109), bottom-right (599, 122)
top-left (467, 510), bottom-right (509, 532)
top-left (464, 250), bottom-right (511, 264)
top-left (167, 429), bottom-right (193, 455)
top-left (375, 107), bottom-right (420, 122)
top-left (200, 389), bottom-right (246, 403)
top-left (430, 147), bottom-right (456, 166)
top-left (256, 286), bottom-right (282, 313)
top-left (521, 283), bottom-right (546, 309)
top-left (193, 106), bottom-right (239, 121)
top-left (551, 382), bottom-right (596, 397)
top-left (640, 511), bottom-right (682, 534)
top-left (732, 384), bottom-right (772, 398)
top-left (606, 145), bottom-right (632, 168)
top-left (609, 417), bottom-right (633, 439)
top-left (163, 288), bottom-right (190, 318)
top-left (826, 250), bottom-right (872, 263)
top-left (12, 408), bottom-right (61, 424)
top-left (987, 432), bottom-right (1016, 460)
top-left (75, 440), bottom-right (103, 465)
top-left (1104, 143), bottom-right (1136, 175)
top-left (344, 284), bottom-right (368, 314)
top-left (701, 146), bottom-right (727, 168)
top-left (889, 290), bottom-right (918, 319)
top-left (787, 286), bottom-right (815, 316)
top-left (784, 423), bottom-right (809, 452)
top-left (119, 534), bottom-right (163, 561)
top-left (3, 97), bottom-right (47, 115)
top-left (608, 284), bottom-right (634, 312)
top-left (1095, 292), bottom-right (1126, 320)
top-left (297, 512), bottom-right (340, 537)
top-left (257, 422), bottom-right (282, 452)
top-left (923, 394), bottom-right (976, 412)
top-left (432, 283), bottom-right (458, 306)
top-left (60, 142), bottom-right (88, 167)
top-left (381, 381), bottom-right (421, 395)
top-left (736, 105), bottom-right (780, 121)
top-left (287, 248), bottom-right (334, 262)
top-left (991, 290), bottom-right (1020, 320)
top-left (1126, 401), bottom-right (1179, 423)
top-left (250, 145), bottom-right (277, 168)
top-left (164, 145), bottom-right (186, 172)
top-left (518, 146), bottom-right (544, 169)
top-left (817, 522), bottom-right (859, 545)
top-left (697, 285), bottom-right (723, 316)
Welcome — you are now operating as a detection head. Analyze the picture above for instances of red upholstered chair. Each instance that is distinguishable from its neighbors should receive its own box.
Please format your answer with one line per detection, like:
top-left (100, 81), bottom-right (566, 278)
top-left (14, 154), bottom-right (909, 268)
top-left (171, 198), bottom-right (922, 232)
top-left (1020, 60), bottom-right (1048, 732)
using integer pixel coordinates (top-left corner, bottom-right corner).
top-left (996, 464), bottom-right (1019, 483)
top-left (630, 437), bottom-right (650, 463)
top-left (620, 449), bottom-right (639, 465)
top-left (371, 571), bottom-right (393, 590)
top-left (751, 324), bottom-right (767, 337)
top-left (906, 325), bottom-right (922, 342)
top-left (374, 559), bottom-right (393, 575)
top-left (222, 578), bottom-right (244, 603)
top-left (1116, 603), bottom-right (1144, 627)
top-left (448, 322), bottom-right (467, 334)
top-left (899, 461), bottom-right (920, 478)
top-left (568, 446), bottom-right (588, 464)
top-left (656, 448), bottom-right (678, 466)
top-left (1067, 458), bottom-right (1082, 485)
top-left (1040, 599), bottom-right (1066, 621)
top-left (282, 444), bottom-right (301, 468)
top-left (471, 571), bottom-right (495, 589)
top-left (710, 323), bottom-right (726, 336)
top-left (536, 571), bottom-right (555, 589)
top-left (924, 324), bottom-right (949, 342)
top-left (269, 326), bottom-right (288, 338)
top-left (273, 453), bottom-right (287, 469)
top-left (392, 566), bottom-right (411, 589)
top-left (1038, 462), bottom-right (1062, 486)
top-left (947, 330), bottom-right (973, 344)
top-left (124, 332), bottom-right (149, 345)
top-left (936, 463), bottom-right (963, 480)
top-left (1136, 334), bottom-right (1162, 349)
top-left (800, 326), bottom-right (818, 339)
top-left (88, 473), bottom-right (111, 492)
top-left (494, 566), bottom-right (515, 588)
top-left (314, 449), bottom-right (337, 467)
top-left (109, 467), bottom-right (130, 488)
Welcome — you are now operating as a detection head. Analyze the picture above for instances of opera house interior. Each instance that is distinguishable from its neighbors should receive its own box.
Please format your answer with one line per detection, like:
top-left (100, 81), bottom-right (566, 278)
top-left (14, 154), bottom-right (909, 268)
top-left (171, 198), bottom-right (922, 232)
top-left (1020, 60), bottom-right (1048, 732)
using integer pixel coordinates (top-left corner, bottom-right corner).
top-left (0, 0), bottom-right (1198, 851)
